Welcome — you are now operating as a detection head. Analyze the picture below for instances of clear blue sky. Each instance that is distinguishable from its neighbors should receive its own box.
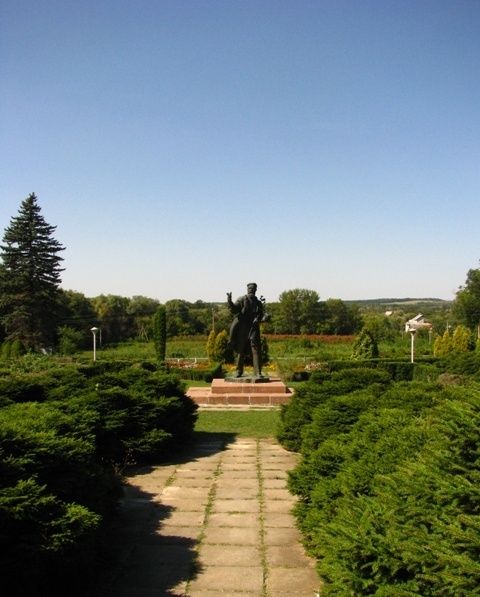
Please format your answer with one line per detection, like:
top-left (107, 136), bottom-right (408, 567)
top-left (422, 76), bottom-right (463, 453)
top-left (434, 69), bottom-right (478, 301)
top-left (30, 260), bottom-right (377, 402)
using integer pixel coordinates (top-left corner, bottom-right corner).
top-left (1, 1), bottom-right (479, 303)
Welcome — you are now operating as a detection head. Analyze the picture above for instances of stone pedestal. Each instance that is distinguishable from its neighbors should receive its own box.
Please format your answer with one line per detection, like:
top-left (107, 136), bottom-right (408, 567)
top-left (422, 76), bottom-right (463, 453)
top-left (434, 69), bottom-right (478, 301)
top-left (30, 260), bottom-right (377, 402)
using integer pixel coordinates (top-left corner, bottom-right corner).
top-left (187, 377), bottom-right (293, 408)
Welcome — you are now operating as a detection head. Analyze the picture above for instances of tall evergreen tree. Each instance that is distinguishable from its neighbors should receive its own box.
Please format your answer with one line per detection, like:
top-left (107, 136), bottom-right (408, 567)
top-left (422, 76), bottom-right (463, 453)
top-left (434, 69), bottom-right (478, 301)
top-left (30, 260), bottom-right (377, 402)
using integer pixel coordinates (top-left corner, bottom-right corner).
top-left (0, 193), bottom-right (65, 349)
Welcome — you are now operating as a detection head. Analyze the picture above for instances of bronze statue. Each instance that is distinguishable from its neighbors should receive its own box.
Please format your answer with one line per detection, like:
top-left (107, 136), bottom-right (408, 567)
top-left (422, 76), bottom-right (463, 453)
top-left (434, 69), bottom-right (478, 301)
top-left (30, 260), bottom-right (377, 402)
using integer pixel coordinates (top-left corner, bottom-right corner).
top-left (227, 282), bottom-right (264, 378)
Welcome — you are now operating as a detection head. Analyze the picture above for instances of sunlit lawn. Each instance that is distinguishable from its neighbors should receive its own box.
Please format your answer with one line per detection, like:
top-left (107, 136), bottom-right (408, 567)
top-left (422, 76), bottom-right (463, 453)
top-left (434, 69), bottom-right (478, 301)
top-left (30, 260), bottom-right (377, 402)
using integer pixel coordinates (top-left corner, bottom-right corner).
top-left (194, 409), bottom-right (280, 439)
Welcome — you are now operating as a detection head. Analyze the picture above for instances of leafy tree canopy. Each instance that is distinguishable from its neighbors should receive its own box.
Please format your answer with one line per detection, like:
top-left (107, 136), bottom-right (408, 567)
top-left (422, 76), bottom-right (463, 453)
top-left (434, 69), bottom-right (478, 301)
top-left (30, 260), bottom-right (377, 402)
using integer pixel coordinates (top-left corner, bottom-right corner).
top-left (454, 265), bottom-right (480, 331)
top-left (275, 288), bottom-right (321, 334)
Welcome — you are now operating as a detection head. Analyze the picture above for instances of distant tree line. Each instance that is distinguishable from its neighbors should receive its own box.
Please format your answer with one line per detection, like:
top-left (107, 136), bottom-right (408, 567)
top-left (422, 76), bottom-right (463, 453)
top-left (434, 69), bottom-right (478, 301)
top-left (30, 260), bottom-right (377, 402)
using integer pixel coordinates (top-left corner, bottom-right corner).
top-left (1, 194), bottom-right (479, 354)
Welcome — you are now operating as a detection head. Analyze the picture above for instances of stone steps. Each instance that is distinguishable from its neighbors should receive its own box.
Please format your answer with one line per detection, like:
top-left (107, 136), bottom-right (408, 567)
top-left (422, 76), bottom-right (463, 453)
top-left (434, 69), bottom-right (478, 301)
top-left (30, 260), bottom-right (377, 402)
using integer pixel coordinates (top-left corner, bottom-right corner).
top-left (186, 377), bottom-right (293, 407)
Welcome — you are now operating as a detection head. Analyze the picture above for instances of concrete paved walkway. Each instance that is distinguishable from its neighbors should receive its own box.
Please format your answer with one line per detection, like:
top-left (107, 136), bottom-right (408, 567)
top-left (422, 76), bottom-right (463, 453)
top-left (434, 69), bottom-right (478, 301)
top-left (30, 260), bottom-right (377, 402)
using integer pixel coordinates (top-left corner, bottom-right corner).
top-left (103, 437), bottom-right (321, 596)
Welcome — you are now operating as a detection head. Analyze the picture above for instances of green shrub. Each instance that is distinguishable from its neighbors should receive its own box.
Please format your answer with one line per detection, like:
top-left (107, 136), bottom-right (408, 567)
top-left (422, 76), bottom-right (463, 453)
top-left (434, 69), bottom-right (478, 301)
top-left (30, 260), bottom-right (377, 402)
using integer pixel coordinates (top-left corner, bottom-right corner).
top-left (0, 374), bottom-right (47, 402)
top-left (206, 329), bottom-right (216, 362)
top-left (413, 362), bottom-right (442, 382)
top-left (77, 360), bottom-right (127, 378)
top-left (0, 365), bottom-right (198, 595)
top-left (90, 370), bottom-right (197, 459)
top-left (0, 401), bottom-right (119, 511)
top-left (1, 341), bottom-right (11, 361)
top-left (10, 339), bottom-right (26, 358)
top-left (0, 478), bottom-right (102, 596)
top-left (351, 328), bottom-right (379, 360)
top-left (330, 366), bottom-right (390, 387)
top-left (57, 326), bottom-right (84, 355)
top-left (444, 351), bottom-right (480, 376)
top-left (0, 399), bottom-right (119, 595)
top-left (214, 329), bottom-right (234, 363)
top-left (285, 377), bottom-right (480, 596)
top-left (377, 360), bottom-right (414, 381)
top-left (277, 367), bottom-right (391, 451)
top-left (300, 389), bottom-right (377, 455)
top-left (125, 427), bottom-right (171, 459)
top-left (0, 367), bottom-right (89, 403)
top-left (169, 362), bottom-right (223, 382)
top-left (312, 386), bottom-right (480, 595)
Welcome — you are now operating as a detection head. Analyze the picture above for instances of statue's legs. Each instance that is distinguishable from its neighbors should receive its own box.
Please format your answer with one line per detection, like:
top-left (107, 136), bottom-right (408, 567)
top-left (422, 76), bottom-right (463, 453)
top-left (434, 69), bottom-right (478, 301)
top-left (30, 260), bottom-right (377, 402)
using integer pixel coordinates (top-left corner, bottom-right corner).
top-left (235, 332), bottom-right (262, 378)
top-left (235, 353), bottom-right (244, 377)
top-left (251, 343), bottom-right (262, 378)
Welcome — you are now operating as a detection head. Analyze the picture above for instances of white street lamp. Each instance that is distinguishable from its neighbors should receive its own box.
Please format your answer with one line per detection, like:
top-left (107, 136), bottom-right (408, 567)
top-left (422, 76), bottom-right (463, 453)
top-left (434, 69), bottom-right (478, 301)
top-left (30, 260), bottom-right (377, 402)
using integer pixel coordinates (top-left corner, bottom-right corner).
top-left (90, 327), bottom-right (98, 361)
top-left (409, 329), bottom-right (416, 363)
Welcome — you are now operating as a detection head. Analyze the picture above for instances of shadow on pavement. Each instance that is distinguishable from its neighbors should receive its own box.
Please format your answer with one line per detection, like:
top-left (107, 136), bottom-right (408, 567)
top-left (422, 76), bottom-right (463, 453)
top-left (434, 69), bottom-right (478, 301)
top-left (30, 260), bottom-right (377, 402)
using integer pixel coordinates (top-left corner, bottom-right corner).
top-left (87, 432), bottom-right (237, 596)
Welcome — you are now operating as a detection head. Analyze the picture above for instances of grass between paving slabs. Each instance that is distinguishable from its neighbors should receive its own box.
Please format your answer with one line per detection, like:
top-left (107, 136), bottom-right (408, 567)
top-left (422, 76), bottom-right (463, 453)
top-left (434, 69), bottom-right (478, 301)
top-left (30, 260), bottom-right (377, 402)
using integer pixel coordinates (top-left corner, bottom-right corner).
top-left (256, 440), bottom-right (269, 595)
top-left (194, 410), bottom-right (280, 438)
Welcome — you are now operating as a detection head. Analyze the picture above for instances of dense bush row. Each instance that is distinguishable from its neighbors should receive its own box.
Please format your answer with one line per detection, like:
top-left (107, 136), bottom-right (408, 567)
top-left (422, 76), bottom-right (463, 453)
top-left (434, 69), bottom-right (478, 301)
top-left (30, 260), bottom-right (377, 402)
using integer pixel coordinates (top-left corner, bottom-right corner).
top-left (278, 362), bottom-right (480, 594)
top-left (0, 362), bottom-right (197, 596)
top-left (168, 361), bottom-right (224, 381)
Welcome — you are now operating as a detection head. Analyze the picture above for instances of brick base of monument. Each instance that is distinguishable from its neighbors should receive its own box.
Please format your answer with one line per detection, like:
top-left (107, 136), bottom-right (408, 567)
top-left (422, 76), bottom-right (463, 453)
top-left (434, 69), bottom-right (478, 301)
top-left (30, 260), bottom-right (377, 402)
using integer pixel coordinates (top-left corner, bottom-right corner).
top-left (186, 377), bottom-right (293, 407)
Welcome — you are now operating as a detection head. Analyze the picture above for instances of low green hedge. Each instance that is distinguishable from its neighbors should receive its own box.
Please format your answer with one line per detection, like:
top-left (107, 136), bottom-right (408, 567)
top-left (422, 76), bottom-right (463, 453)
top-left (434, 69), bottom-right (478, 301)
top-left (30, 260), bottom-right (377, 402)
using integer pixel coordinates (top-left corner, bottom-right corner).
top-left (277, 367), bottom-right (392, 452)
top-left (283, 359), bottom-right (418, 383)
top-left (168, 361), bottom-right (223, 382)
top-left (0, 365), bottom-right (198, 595)
top-left (289, 384), bottom-right (480, 595)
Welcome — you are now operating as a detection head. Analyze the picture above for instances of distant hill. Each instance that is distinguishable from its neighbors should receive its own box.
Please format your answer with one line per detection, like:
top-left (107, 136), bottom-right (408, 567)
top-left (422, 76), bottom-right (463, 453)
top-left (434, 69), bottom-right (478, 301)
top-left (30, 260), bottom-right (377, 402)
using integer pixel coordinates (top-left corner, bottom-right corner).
top-left (346, 298), bottom-right (452, 310)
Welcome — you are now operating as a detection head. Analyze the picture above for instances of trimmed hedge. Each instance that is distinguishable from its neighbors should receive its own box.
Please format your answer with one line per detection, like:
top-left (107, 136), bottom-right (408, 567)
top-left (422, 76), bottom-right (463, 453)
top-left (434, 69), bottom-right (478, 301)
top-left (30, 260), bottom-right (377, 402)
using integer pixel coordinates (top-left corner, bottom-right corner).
top-left (0, 364), bottom-right (198, 595)
top-left (285, 358), bottom-right (434, 383)
top-left (280, 369), bottom-right (480, 595)
top-left (277, 367), bottom-right (391, 452)
top-left (168, 361), bottom-right (223, 382)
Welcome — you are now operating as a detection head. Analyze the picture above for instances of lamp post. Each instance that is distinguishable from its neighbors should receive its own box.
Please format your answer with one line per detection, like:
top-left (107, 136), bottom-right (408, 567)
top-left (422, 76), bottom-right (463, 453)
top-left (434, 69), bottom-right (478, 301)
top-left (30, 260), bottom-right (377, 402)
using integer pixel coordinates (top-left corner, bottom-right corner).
top-left (409, 329), bottom-right (416, 363)
top-left (90, 327), bottom-right (98, 361)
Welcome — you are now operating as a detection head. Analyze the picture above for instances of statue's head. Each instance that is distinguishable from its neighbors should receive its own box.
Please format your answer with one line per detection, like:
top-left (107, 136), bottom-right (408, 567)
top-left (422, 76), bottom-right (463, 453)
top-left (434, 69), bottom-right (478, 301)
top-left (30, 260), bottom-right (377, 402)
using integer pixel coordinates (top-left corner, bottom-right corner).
top-left (247, 282), bottom-right (257, 293)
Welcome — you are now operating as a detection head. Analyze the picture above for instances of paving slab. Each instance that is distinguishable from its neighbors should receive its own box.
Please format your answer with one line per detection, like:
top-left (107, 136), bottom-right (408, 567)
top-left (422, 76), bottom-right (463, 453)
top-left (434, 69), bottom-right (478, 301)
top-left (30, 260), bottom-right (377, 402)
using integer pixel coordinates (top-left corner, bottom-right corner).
top-left (216, 486), bottom-right (259, 499)
top-left (221, 457), bottom-right (258, 465)
top-left (222, 462), bottom-right (258, 470)
top-left (170, 477), bottom-right (213, 487)
top-left (267, 566), bottom-right (321, 596)
top-left (263, 488), bottom-right (294, 500)
top-left (266, 543), bottom-right (315, 567)
top-left (220, 469), bottom-right (258, 478)
top-left (161, 486), bottom-right (211, 499)
top-left (185, 592), bottom-right (261, 597)
top-left (188, 565), bottom-right (264, 593)
top-left (175, 469), bottom-right (216, 478)
top-left (203, 525), bottom-right (260, 546)
top-left (217, 477), bottom-right (259, 489)
top-left (159, 497), bottom-right (208, 511)
top-left (263, 500), bottom-right (295, 514)
top-left (208, 512), bottom-right (260, 527)
top-left (153, 525), bottom-right (201, 542)
top-left (263, 525), bottom-right (305, 546)
top-left (264, 512), bottom-right (297, 527)
top-left (160, 511), bottom-right (205, 527)
top-left (199, 544), bottom-right (262, 567)
top-left (263, 477), bottom-right (290, 489)
top-left (213, 498), bottom-right (260, 513)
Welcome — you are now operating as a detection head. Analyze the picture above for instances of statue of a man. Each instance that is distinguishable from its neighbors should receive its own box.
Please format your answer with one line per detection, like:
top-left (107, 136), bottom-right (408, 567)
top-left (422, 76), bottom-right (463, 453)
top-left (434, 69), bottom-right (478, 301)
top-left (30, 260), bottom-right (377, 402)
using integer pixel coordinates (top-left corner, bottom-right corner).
top-left (227, 282), bottom-right (264, 378)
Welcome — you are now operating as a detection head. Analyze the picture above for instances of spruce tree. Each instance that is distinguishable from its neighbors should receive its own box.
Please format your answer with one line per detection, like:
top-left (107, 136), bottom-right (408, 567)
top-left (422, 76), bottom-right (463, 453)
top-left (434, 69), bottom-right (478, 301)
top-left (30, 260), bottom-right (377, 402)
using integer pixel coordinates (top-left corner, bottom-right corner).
top-left (0, 193), bottom-right (65, 350)
top-left (206, 329), bottom-right (217, 362)
top-left (351, 328), bottom-right (379, 360)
